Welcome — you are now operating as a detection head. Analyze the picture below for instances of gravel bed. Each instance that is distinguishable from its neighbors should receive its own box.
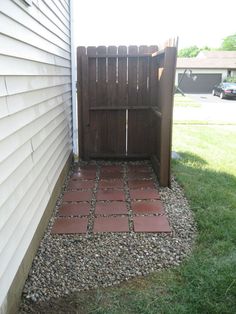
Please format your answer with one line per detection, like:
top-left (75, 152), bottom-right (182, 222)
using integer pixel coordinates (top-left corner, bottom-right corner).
top-left (20, 160), bottom-right (197, 312)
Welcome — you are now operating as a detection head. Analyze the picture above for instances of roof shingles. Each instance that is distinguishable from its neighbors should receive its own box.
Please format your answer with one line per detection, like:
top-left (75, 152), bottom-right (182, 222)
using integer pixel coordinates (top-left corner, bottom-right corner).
top-left (177, 51), bottom-right (236, 69)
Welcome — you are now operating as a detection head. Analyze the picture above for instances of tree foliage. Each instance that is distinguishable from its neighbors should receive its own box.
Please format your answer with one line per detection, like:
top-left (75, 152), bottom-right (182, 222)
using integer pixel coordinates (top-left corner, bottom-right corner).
top-left (178, 45), bottom-right (211, 58)
top-left (221, 33), bottom-right (236, 50)
top-left (178, 45), bottom-right (200, 57)
top-left (223, 76), bottom-right (236, 83)
top-left (178, 33), bottom-right (236, 57)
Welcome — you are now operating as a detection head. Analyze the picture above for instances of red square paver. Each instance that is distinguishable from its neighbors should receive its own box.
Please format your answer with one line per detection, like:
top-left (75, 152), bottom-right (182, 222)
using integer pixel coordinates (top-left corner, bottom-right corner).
top-left (127, 165), bottom-right (152, 173)
top-left (131, 200), bottom-right (164, 214)
top-left (127, 172), bottom-right (152, 180)
top-left (95, 201), bottom-right (128, 215)
top-left (58, 203), bottom-right (90, 216)
top-left (128, 179), bottom-right (155, 190)
top-left (63, 191), bottom-right (92, 202)
top-left (130, 189), bottom-right (160, 200)
top-left (76, 165), bottom-right (97, 171)
top-left (94, 217), bottom-right (129, 233)
top-left (98, 179), bottom-right (123, 189)
top-left (51, 218), bottom-right (88, 234)
top-left (100, 172), bottom-right (123, 180)
top-left (100, 165), bottom-right (123, 173)
top-left (97, 190), bottom-right (125, 201)
top-left (72, 169), bottom-right (96, 180)
top-left (133, 216), bottom-right (171, 233)
top-left (68, 180), bottom-right (94, 190)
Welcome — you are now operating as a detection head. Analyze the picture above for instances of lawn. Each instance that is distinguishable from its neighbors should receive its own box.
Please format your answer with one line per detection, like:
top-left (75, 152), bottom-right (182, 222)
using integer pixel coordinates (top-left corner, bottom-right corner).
top-left (26, 102), bottom-right (236, 313)
top-left (174, 94), bottom-right (201, 108)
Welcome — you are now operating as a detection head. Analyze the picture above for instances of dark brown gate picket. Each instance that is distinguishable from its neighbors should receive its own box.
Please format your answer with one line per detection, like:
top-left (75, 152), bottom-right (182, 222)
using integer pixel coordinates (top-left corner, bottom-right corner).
top-left (77, 44), bottom-right (177, 186)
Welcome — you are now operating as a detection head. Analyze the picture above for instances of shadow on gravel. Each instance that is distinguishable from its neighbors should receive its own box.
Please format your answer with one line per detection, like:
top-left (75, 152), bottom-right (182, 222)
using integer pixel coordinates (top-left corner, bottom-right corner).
top-left (19, 291), bottom-right (96, 314)
top-left (20, 290), bottom-right (96, 314)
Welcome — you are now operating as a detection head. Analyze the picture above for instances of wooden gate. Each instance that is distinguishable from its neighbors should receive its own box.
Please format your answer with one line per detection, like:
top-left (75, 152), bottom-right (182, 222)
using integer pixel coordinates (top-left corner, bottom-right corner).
top-left (77, 45), bottom-right (177, 186)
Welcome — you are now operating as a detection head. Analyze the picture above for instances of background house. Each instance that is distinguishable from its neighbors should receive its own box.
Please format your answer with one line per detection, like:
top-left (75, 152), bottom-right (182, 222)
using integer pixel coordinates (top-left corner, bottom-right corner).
top-left (176, 51), bottom-right (236, 93)
top-left (0, 1), bottom-right (74, 313)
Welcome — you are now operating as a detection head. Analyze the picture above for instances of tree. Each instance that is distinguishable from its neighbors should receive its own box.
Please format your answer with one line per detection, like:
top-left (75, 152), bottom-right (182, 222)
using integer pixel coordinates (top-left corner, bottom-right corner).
top-left (221, 33), bottom-right (236, 50)
top-left (178, 46), bottom-right (211, 57)
top-left (178, 45), bottom-right (200, 57)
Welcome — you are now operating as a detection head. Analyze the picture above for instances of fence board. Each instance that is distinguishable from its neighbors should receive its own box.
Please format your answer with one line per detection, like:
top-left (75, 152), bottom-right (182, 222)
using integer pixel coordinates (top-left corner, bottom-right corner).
top-left (138, 46), bottom-right (149, 107)
top-left (107, 46), bottom-right (117, 107)
top-left (118, 46), bottom-right (128, 107)
top-left (128, 110), bottom-right (153, 155)
top-left (128, 46), bottom-right (138, 107)
top-left (77, 46), bottom-right (86, 159)
top-left (97, 46), bottom-right (107, 107)
top-left (87, 46), bottom-right (97, 109)
top-left (159, 48), bottom-right (177, 186)
top-left (89, 111), bottom-right (126, 156)
top-left (81, 53), bottom-right (89, 159)
top-left (148, 46), bottom-right (159, 108)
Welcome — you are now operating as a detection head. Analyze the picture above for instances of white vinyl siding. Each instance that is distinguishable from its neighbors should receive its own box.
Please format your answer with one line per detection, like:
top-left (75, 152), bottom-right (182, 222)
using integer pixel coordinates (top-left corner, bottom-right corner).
top-left (0, 0), bottom-right (72, 310)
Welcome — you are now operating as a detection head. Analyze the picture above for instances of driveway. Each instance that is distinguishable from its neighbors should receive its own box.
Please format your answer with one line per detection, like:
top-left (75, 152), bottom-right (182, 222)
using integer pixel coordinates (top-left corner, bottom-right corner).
top-left (174, 94), bottom-right (236, 124)
top-left (188, 93), bottom-right (236, 106)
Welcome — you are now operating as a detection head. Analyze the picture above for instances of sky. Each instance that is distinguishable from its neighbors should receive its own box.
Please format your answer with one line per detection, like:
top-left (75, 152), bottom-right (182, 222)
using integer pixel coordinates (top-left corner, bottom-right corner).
top-left (73, 0), bottom-right (236, 50)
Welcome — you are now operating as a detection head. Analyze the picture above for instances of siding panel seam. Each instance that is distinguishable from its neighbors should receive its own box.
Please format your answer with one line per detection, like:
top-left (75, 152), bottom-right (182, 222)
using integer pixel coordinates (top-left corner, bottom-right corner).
top-left (0, 11), bottom-right (70, 54)
top-left (10, 0), bottom-right (71, 43)
top-left (0, 131), bottom-right (71, 235)
top-left (41, 0), bottom-right (70, 31)
top-left (32, 1), bottom-right (70, 38)
top-left (0, 95), bottom-right (72, 160)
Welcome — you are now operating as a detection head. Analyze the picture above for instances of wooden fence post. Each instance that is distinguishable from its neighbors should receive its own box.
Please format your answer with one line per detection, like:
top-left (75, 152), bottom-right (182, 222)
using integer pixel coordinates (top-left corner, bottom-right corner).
top-left (77, 47), bottom-right (86, 159)
top-left (159, 47), bottom-right (177, 187)
top-left (77, 47), bottom-right (89, 160)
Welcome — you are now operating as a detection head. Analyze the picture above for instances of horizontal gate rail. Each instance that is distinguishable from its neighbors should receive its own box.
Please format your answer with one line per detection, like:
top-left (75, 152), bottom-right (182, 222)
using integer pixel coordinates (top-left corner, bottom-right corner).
top-left (89, 106), bottom-right (151, 110)
top-left (86, 54), bottom-right (151, 58)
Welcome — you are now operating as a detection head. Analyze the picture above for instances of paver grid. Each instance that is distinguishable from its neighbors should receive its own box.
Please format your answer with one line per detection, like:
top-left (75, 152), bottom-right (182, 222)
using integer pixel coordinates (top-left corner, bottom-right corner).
top-left (51, 163), bottom-right (171, 234)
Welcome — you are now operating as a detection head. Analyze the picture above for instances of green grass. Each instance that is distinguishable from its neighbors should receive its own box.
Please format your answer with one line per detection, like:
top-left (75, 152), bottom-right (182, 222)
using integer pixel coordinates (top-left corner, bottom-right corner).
top-left (31, 125), bottom-right (236, 313)
top-left (169, 125), bottom-right (236, 313)
top-left (174, 94), bottom-right (201, 107)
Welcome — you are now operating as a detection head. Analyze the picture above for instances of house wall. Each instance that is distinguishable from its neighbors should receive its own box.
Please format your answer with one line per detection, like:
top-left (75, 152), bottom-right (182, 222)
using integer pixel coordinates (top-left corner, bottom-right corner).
top-left (175, 68), bottom-right (228, 86)
top-left (0, 0), bottom-right (72, 312)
